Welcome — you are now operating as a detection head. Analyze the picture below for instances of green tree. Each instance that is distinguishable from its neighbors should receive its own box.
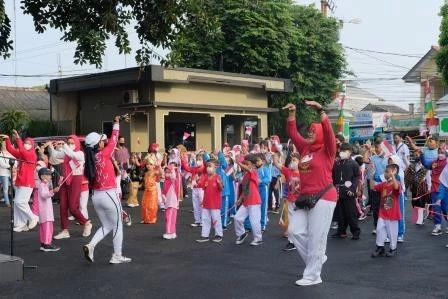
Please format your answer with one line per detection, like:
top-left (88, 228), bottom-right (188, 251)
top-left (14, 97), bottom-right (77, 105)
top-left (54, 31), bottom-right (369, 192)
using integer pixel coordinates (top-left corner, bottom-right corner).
top-left (0, 109), bottom-right (30, 136)
top-left (437, 1), bottom-right (448, 85)
top-left (166, 1), bottom-right (346, 137)
top-left (0, 0), bottom-right (190, 67)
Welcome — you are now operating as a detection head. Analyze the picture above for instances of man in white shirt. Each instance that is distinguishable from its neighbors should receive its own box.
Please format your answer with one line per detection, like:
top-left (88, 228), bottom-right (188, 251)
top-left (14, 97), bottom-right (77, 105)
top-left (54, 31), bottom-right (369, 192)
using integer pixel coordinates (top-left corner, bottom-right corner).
top-left (393, 133), bottom-right (410, 171)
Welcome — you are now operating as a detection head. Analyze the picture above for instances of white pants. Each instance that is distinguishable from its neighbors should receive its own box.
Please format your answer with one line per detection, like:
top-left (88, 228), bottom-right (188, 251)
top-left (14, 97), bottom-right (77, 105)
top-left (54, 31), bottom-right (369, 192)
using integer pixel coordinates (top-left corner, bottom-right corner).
top-left (287, 200), bottom-right (295, 243)
top-left (201, 209), bottom-right (222, 237)
top-left (376, 218), bottom-right (398, 250)
top-left (287, 199), bottom-right (336, 281)
top-left (234, 204), bottom-right (262, 242)
top-left (192, 188), bottom-right (204, 224)
top-left (90, 190), bottom-right (123, 256)
top-left (14, 186), bottom-right (35, 227)
top-left (80, 190), bottom-right (89, 219)
top-left (156, 182), bottom-right (164, 209)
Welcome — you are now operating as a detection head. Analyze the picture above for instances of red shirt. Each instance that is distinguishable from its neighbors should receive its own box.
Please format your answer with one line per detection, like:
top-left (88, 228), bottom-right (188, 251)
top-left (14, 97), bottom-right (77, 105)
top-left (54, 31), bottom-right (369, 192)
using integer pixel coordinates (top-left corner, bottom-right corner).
top-left (373, 182), bottom-right (402, 221)
top-left (198, 174), bottom-right (222, 209)
top-left (5, 137), bottom-right (37, 188)
top-left (93, 124), bottom-right (119, 190)
top-left (286, 117), bottom-right (337, 202)
top-left (240, 170), bottom-right (261, 206)
top-left (281, 167), bottom-right (300, 203)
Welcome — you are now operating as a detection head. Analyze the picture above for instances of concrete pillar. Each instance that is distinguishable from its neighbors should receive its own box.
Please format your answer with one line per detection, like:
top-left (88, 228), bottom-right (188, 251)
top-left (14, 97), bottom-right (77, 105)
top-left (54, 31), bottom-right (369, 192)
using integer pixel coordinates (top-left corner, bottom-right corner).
top-left (155, 109), bottom-right (169, 151)
top-left (258, 113), bottom-right (268, 138)
top-left (211, 113), bottom-right (223, 151)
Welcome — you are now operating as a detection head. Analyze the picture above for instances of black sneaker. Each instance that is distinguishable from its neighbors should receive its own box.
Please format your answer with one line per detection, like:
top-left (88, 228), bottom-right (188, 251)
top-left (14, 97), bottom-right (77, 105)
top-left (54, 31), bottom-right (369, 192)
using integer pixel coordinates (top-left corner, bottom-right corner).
top-left (212, 235), bottom-right (223, 243)
top-left (195, 236), bottom-right (210, 243)
top-left (283, 242), bottom-right (296, 251)
top-left (352, 234), bottom-right (360, 240)
top-left (235, 232), bottom-right (248, 245)
top-left (40, 244), bottom-right (61, 252)
top-left (371, 246), bottom-right (385, 258)
top-left (386, 249), bottom-right (398, 257)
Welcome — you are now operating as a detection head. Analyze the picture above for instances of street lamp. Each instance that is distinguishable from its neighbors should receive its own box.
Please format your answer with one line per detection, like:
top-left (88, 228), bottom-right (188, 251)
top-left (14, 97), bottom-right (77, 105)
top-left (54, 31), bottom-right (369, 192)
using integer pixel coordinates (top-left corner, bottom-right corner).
top-left (339, 18), bottom-right (362, 28)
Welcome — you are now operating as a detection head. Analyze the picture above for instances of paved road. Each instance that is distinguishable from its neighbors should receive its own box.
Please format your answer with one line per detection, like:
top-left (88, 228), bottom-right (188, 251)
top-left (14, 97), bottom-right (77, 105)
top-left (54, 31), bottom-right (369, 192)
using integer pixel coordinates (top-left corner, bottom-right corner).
top-left (0, 197), bottom-right (447, 299)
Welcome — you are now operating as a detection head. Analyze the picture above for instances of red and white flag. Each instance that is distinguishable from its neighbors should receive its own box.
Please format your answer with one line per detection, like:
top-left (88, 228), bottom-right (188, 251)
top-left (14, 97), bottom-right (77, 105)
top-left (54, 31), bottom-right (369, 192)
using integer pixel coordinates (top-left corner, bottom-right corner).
top-left (245, 126), bottom-right (253, 136)
top-left (380, 140), bottom-right (395, 157)
top-left (183, 132), bottom-right (191, 141)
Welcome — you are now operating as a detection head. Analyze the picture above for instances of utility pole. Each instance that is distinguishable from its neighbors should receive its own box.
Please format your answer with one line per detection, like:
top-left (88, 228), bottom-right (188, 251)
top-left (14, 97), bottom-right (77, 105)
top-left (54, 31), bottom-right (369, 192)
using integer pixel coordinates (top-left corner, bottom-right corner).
top-left (321, 1), bottom-right (328, 17)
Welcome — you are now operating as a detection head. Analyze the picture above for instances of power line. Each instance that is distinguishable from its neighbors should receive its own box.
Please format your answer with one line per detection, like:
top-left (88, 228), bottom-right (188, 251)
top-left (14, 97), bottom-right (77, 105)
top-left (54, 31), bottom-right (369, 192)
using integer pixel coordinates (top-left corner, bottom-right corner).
top-left (344, 46), bottom-right (424, 58)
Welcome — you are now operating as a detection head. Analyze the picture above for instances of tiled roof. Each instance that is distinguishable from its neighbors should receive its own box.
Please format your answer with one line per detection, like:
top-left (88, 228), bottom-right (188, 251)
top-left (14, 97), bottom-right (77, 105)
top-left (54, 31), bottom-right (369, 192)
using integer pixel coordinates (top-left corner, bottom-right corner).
top-left (0, 87), bottom-right (50, 120)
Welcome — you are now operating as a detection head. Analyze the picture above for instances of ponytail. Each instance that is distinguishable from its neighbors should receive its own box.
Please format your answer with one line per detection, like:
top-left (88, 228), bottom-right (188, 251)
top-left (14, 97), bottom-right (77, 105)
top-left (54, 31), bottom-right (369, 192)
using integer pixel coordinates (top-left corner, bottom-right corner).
top-left (84, 145), bottom-right (98, 187)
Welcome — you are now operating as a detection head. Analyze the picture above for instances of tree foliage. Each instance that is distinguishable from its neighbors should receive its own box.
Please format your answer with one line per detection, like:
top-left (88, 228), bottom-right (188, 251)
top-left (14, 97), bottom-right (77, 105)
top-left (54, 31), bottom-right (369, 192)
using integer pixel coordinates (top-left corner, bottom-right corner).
top-left (0, 0), bottom-right (188, 67)
top-left (437, 1), bottom-right (448, 85)
top-left (166, 1), bottom-right (346, 137)
top-left (0, 109), bottom-right (30, 136)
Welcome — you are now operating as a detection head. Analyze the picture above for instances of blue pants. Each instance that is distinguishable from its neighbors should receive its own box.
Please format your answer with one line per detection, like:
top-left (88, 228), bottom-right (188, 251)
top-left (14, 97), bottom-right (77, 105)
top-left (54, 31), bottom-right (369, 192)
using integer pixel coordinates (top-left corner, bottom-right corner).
top-left (433, 187), bottom-right (448, 225)
top-left (221, 196), bottom-right (229, 228)
top-left (244, 185), bottom-right (268, 230)
top-left (398, 192), bottom-right (405, 237)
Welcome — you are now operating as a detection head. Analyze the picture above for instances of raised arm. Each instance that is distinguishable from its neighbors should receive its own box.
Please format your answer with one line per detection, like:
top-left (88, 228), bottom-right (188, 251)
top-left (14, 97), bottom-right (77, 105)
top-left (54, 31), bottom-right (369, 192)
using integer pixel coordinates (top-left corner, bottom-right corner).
top-left (102, 116), bottom-right (121, 158)
top-left (218, 151), bottom-right (228, 169)
top-left (2, 136), bottom-right (20, 158)
top-left (320, 114), bottom-right (337, 159)
top-left (283, 103), bottom-right (308, 155)
top-left (63, 144), bottom-right (84, 162)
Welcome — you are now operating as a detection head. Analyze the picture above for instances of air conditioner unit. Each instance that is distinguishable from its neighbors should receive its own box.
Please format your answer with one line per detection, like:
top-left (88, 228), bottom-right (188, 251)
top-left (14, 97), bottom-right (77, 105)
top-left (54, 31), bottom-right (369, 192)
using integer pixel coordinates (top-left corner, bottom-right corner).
top-left (122, 90), bottom-right (139, 104)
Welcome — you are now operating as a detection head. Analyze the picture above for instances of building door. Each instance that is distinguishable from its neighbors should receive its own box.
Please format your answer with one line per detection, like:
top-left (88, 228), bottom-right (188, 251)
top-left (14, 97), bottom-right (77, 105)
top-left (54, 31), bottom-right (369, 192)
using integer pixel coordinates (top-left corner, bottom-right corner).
top-left (165, 122), bottom-right (196, 151)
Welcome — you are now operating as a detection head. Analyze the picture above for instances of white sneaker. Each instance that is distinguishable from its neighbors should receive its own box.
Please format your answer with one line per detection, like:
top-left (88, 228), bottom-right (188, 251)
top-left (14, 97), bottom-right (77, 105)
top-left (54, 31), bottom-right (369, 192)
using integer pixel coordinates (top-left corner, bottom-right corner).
top-left (163, 233), bottom-right (171, 239)
top-left (432, 227), bottom-right (443, 236)
top-left (83, 244), bottom-right (94, 263)
top-left (54, 230), bottom-right (70, 240)
top-left (109, 254), bottom-right (132, 264)
top-left (68, 216), bottom-right (75, 221)
top-left (13, 225), bottom-right (29, 232)
top-left (170, 233), bottom-right (177, 239)
top-left (372, 229), bottom-right (377, 235)
top-left (397, 236), bottom-right (404, 243)
top-left (82, 222), bottom-right (92, 237)
top-left (384, 237), bottom-right (390, 243)
top-left (295, 277), bottom-right (323, 286)
top-left (28, 216), bottom-right (39, 230)
top-left (250, 240), bottom-right (263, 246)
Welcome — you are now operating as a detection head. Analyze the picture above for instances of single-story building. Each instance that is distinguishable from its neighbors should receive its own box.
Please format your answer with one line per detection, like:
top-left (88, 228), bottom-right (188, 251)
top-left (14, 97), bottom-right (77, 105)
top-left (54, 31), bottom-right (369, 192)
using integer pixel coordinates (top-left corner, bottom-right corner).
top-left (0, 86), bottom-right (50, 120)
top-left (49, 66), bottom-right (292, 152)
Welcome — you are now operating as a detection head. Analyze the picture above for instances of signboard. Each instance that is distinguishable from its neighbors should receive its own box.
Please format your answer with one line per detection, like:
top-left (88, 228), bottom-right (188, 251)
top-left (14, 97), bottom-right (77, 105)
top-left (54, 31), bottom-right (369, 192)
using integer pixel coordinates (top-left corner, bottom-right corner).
top-left (354, 111), bottom-right (373, 123)
top-left (350, 127), bottom-right (374, 139)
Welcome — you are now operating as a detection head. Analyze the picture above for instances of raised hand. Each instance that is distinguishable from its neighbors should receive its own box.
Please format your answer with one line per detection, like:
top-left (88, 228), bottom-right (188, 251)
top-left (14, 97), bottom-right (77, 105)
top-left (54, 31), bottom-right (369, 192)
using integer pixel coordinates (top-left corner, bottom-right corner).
top-left (304, 100), bottom-right (322, 111)
top-left (282, 103), bottom-right (296, 112)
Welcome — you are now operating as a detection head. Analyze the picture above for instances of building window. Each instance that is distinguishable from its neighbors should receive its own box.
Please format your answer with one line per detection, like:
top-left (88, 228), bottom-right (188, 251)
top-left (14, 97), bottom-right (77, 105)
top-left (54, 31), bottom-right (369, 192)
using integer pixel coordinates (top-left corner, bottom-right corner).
top-left (165, 122), bottom-right (196, 151)
top-left (102, 121), bottom-right (113, 138)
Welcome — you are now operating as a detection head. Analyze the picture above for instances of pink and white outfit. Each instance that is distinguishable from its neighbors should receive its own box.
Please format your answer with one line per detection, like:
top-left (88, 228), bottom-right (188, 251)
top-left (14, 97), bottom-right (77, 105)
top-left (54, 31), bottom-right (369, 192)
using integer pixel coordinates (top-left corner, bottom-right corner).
top-left (38, 181), bottom-right (55, 246)
top-left (84, 122), bottom-right (130, 263)
top-left (162, 168), bottom-right (180, 239)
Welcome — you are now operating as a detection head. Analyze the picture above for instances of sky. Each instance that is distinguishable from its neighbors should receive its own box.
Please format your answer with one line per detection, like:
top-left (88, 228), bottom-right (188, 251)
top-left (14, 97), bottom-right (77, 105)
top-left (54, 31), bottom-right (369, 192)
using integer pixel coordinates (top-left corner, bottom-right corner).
top-left (1, 0), bottom-right (444, 110)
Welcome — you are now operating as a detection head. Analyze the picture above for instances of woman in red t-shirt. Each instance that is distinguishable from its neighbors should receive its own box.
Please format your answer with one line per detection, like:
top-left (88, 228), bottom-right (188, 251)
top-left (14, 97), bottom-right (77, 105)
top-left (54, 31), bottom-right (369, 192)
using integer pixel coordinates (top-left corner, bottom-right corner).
top-left (234, 155), bottom-right (263, 246)
top-left (283, 101), bottom-right (337, 287)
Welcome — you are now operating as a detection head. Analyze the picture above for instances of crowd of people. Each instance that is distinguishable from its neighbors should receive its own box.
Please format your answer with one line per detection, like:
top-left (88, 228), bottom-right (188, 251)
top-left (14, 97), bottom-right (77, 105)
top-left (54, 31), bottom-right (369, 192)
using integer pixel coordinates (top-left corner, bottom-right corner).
top-left (1, 102), bottom-right (448, 286)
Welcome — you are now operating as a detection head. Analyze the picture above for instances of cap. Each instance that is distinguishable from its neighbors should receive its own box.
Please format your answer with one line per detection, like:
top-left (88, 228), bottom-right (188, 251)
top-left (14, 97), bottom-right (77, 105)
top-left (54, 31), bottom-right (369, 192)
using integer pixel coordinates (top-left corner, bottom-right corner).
top-left (38, 167), bottom-right (52, 177)
top-left (85, 132), bottom-right (107, 148)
